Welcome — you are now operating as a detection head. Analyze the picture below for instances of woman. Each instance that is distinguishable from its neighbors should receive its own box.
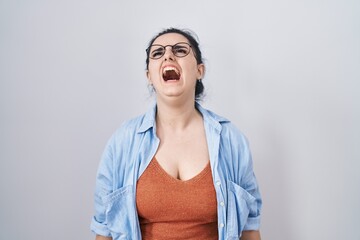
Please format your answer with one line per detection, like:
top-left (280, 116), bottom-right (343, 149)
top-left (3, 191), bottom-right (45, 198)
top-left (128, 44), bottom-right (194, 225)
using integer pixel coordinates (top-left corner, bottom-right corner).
top-left (91, 28), bottom-right (262, 240)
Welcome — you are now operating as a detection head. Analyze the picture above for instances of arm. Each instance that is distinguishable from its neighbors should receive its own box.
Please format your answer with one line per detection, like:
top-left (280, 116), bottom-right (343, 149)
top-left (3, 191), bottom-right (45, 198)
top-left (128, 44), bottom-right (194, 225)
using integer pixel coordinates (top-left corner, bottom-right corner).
top-left (240, 230), bottom-right (261, 240)
top-left (238, 134), bottom-right (262, 236)
top-left (96, 235), bottom-right (112, 240)
top-left (91, 137), bottom-right (116, 238)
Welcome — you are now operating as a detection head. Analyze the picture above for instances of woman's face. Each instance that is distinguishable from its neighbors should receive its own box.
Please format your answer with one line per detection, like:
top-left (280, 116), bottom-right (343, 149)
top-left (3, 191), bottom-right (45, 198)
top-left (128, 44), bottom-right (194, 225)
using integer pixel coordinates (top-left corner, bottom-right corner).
top-left (147, 33), bottom-right (204, 102)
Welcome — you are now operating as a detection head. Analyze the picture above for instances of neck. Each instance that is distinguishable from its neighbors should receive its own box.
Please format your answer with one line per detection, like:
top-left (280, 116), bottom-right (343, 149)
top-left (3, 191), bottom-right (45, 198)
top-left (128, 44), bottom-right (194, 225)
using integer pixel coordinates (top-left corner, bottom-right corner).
top-left (156, 98), bottom-right (200, 131)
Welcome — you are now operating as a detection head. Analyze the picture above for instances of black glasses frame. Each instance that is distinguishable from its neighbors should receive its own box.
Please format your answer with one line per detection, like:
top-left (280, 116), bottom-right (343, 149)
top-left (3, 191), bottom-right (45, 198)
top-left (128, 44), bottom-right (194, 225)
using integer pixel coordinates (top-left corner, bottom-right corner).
top-left (146, 42), bottom-right (192, 60)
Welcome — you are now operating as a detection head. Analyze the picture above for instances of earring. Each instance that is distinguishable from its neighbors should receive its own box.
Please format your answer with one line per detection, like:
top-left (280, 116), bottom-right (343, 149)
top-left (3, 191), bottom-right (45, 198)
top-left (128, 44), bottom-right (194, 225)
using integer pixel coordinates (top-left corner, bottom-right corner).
top-left (148, 83), bottom-right (155, 92)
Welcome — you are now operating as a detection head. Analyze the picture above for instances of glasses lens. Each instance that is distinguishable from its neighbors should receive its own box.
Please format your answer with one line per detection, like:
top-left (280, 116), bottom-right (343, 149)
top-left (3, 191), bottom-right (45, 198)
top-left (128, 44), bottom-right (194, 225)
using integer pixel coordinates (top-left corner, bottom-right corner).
top-left (172, 43), bottom-right (190, 57)
top-left (148, 43), bottom-right (191, 59)
top-left (149, 45), bottom-right (165, 59)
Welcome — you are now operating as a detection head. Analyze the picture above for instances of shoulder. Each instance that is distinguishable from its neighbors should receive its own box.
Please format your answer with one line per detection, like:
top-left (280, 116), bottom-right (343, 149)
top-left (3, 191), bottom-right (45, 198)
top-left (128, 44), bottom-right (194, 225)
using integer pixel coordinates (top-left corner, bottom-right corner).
top-left (110, 113), bottom-right (148, 143)
top-left (99, 112), bottom-right (150, 169)
top-left (221, 121), bottom-right (248, 142)
top-left (211, 112), bottom-right (250, 154)
top-left (119, 114), bottom-right (147, 132)
top-left (111, 104), bottom-right (156, 139)
top-left (199, 104), bottom-right (248, 144)
top-left (198, 104), bottom-right (229, 123)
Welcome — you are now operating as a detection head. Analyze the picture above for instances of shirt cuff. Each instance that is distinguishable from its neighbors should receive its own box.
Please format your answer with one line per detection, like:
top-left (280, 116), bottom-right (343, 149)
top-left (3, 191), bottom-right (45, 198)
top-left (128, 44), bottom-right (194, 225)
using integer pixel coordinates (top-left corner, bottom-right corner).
top-left (90, 216), bottom-right (111, 237)
top-left (243, 215), bottom-right (261, 231)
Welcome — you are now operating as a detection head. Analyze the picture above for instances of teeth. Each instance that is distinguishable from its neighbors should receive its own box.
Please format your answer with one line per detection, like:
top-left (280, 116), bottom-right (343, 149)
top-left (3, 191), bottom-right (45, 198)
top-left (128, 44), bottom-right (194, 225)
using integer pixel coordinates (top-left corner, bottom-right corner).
top-left (163, 66), bottom-right (179, 74)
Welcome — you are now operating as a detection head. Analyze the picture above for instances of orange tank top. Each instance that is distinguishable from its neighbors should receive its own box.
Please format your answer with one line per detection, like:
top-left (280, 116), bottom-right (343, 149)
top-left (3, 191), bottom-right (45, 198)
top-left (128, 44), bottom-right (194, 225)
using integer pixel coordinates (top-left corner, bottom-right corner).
top-left (136, 158), bottom-right (218, 240)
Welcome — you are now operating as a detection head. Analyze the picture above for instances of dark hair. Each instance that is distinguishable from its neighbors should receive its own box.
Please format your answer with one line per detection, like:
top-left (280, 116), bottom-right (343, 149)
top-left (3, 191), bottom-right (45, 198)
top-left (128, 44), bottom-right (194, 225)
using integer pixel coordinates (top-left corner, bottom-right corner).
top-left (146, 28), bottom-right (205, 100)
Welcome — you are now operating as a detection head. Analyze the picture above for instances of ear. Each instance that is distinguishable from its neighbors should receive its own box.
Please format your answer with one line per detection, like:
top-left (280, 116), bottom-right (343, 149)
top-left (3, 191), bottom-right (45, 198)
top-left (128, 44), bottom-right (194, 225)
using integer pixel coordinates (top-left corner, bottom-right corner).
top-left (197, 64), bottom-right (205, 80)
top-left (146, 70), bottom-right (152, 84)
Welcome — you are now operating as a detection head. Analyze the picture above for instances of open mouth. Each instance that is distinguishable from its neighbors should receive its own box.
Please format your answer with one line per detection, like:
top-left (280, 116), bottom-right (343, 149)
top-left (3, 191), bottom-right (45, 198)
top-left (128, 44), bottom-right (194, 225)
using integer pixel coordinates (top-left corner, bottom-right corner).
top-left (162, 66), bottom-right (180, 81)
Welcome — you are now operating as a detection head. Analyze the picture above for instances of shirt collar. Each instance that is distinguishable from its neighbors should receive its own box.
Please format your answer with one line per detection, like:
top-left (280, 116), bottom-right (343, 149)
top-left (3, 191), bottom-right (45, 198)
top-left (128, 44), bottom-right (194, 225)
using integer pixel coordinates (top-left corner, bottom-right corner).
top-left (136, 101), bottom-right (230, 134)
top-left (196, 102), bottom-right (230, 133)
top-left (137, 102), bottom-right (157, 133)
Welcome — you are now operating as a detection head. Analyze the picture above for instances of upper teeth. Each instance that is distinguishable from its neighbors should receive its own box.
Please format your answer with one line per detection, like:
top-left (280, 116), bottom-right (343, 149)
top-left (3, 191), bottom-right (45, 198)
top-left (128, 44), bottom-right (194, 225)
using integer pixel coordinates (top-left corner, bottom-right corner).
top-left (163, 66), bottom-right (179, 74)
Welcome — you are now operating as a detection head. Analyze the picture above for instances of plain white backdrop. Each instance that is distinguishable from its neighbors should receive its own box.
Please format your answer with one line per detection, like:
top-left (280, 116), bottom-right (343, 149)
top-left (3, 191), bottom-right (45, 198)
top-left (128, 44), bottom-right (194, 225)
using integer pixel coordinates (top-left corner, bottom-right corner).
top-left (1, 0), bottom-right (359, 239)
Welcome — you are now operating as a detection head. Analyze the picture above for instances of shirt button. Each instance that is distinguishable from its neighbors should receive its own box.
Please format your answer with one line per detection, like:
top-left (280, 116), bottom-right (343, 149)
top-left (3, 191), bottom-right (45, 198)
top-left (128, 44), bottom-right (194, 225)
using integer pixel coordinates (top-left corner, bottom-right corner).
top-left (220, 223), bottom-right (225, 228)
top-left (216, 181), bottom-right (221, 186)
top-left (220, 201), bottom-right (225, 206)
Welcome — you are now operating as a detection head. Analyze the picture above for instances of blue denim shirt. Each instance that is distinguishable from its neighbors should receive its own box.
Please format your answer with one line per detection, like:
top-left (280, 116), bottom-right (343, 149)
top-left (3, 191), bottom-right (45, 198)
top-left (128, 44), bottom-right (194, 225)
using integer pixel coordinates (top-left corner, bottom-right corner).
top-left (91, 103), bottom-right (262, 240)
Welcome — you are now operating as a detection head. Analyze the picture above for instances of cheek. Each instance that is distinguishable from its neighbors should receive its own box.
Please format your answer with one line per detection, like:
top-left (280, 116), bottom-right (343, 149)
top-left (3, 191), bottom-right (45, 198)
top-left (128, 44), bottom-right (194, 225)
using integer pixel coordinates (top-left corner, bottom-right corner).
top-left (148, 63), bottom-right (161, 78)
top-left (184, 64), bottom-right (200, 78)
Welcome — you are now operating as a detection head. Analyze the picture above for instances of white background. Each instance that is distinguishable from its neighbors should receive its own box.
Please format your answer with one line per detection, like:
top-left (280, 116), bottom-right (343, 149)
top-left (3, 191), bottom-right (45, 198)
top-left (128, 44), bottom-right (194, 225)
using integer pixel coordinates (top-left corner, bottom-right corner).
top-left (1, 0), bottom-right (359, 239)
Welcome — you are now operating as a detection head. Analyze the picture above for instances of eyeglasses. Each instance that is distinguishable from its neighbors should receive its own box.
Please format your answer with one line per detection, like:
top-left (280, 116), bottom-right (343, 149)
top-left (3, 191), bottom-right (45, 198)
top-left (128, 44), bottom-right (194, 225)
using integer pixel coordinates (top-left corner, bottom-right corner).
top-left (147, 42), bottom-right (192, 60)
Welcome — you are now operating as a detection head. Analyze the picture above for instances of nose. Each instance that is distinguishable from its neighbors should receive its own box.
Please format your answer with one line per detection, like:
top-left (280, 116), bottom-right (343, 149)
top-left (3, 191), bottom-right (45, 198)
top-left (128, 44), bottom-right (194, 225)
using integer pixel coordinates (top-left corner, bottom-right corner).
top-left (163, 46), bottom-right (175, 61)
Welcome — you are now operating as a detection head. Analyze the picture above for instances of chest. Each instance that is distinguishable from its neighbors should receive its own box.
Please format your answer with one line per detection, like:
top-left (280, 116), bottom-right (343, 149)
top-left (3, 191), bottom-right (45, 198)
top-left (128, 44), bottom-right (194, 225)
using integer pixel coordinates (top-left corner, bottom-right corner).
top-left (155, 126), bottom-right (210, 181)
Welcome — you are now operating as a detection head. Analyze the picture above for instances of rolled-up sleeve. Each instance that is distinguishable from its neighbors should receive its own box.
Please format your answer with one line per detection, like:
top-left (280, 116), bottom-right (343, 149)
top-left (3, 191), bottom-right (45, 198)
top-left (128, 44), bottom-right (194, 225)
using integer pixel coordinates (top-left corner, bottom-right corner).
top-left (240, 136), bottom-right (262, 231)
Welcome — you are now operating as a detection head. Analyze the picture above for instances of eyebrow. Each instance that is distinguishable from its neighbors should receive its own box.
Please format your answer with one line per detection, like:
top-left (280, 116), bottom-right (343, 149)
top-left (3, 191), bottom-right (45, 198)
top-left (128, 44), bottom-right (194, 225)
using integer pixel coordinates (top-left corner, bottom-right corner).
top-left (151, 45), bottom-right (164, 52)
top-left (173, 44), bottom-right (187, 49)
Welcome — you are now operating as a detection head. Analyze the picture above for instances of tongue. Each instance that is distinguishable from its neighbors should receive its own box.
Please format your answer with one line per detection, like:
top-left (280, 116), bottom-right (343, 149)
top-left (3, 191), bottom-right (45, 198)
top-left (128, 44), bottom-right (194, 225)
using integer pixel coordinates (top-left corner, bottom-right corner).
top-left (163, 70), bottom-right (180, 81)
